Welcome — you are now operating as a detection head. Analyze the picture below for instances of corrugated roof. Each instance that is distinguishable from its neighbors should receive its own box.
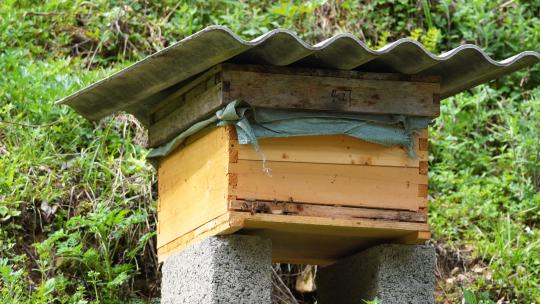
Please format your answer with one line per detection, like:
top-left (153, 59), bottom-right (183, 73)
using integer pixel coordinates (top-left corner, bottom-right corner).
top-left (59, 25), bottom-right (539, 123)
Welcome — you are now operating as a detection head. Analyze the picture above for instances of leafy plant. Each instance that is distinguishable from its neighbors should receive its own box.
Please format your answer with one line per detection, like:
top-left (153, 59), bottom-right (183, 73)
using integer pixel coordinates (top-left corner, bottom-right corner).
top-left (463, 289), bottom-right (496, 304)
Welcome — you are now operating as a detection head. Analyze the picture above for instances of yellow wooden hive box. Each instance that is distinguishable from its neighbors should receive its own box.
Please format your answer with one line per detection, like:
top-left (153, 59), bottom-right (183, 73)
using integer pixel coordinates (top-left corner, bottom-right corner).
top-left (155, 64), bottom-right (438, 265)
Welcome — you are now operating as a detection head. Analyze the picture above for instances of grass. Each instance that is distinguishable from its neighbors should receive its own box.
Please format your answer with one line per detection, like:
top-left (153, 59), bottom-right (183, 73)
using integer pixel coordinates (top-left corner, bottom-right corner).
top-left (0, 50), bottom-right (158, 303)
top-left (0, 0), bottom-right (539, 303)
top-left (430, 85), bottom-right (540, 302)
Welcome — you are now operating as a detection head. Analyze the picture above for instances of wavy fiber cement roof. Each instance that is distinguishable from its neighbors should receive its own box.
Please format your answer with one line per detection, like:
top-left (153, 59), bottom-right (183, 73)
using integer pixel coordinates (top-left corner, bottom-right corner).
top-left (59, 25), bottom-right (540, 122)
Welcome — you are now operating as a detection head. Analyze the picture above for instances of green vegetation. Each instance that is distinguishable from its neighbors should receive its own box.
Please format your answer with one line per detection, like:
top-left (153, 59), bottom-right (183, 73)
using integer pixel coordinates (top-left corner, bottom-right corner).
top-left (1, 1), bottom-right (538, 303)
top-left (363, 298), bottom-right (381, 304)
top-left (463, 289), bottom-right (496, 304)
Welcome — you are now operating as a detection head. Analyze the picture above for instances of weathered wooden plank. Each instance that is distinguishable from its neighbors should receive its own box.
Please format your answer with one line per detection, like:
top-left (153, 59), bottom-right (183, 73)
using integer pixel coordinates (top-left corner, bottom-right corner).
top-left (221, 63), bottom-right (441, 83)
top-left (222, 65), bottom-right (440, 117)
top-left (157, 127), bottom-right (230, 248)
top-left (148, 78), bottom-right (224, 147)
top-left (234, 133), bottom-right (426, 167)
top-left (229, 200), bottom-right (427, 222)
top-left (152, 66), bottom-right (223, 123)
top-left (129, 66), bottom-right (224, 127)
top-left (229, 160), bottom-right (428, 211)
top-left (148, 64), bottom-right (439, 148)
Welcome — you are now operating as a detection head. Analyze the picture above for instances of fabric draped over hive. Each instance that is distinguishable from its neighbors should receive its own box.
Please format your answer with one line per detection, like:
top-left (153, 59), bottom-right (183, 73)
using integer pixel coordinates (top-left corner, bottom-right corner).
top-left (147, 100), bottom-right (431, 160)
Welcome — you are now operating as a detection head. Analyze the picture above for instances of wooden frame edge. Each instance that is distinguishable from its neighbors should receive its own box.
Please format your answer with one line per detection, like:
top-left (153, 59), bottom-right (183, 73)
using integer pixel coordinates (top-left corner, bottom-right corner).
top-left (157, 212), bottom-right (244, 263)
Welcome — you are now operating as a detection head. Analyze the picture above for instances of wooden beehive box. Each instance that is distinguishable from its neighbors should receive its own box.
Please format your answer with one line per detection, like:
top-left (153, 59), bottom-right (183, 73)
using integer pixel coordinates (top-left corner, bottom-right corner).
top-left (56, 26), bottom-right (539, 267)
top-left (155, 64), bottom-right (440, 265)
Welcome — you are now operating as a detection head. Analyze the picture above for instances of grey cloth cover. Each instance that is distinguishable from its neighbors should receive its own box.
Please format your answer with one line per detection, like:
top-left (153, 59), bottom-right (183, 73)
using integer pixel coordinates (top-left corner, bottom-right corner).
top-left (147, 100), bottom-right (431, 160)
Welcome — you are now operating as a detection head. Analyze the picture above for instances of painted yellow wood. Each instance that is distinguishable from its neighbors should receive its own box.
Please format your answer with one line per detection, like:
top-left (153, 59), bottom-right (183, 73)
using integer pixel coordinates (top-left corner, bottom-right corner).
top-left (157, 127), bottom-right (230, 248)
top-left (157, 211), bottom-right (430, 265)
top-left (234, 133), bottom-right (426, 167)
top-left (156, 126), bottom-right (431, 262)
top-left (230, 160), bottom-right (428, 211)
top-left (157, 213), bottom-right (243, 262)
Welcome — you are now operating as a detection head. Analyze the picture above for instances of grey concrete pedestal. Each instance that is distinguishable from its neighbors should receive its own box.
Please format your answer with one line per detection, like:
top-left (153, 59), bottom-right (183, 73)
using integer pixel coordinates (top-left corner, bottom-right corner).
top-left (161, 235), bottom-right (272, 304)
top-left (317, 244), bottom-right (436, 304)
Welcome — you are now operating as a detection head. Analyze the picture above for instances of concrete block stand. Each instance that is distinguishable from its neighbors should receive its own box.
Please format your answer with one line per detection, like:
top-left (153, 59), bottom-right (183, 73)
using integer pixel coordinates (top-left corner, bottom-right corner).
top-left (161, 235), bottom-right (272, 304)
top-left (317, 244), bottom-right (436, 304)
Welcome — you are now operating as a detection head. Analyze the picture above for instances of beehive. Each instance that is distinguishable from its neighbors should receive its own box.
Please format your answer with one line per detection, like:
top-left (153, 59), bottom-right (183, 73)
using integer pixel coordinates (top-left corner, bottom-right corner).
top-left (155, 63), bottom-right (438, 265)
top-left (58, 26), bottom-right (539, 266)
